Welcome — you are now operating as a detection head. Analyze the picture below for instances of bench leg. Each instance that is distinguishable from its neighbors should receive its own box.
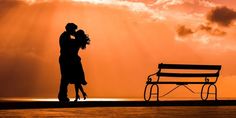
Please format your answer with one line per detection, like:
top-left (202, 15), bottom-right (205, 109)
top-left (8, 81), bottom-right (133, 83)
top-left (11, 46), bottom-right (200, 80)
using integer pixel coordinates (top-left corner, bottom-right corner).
top-left (155, 84), bottom-right (159, 101)
top-left (201, 84), bottom-right (209, 100)
top-left (144, 84), bottom-right (151, 101)
top-left (201, 84), bottom-right (217, 100)
top-left (212, 84), bottom-right (217, 100)
top-left (144, 84), bottom-right (159, 101)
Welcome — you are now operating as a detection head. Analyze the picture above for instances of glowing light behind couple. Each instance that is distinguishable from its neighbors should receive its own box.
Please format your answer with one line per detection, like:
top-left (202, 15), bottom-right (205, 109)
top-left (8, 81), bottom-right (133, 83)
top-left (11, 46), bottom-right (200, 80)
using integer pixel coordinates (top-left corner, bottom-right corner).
top-left (0, 0), bottom-right (236, 100)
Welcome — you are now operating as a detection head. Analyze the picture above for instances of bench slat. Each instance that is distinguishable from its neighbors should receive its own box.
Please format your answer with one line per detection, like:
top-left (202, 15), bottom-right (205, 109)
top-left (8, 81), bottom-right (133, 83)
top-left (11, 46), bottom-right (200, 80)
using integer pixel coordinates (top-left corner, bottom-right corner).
top-left (158, 63), bottom-right (221, 70)
top-left (157, 72), bottom-right (219, 77)
top-left (147, 81), bottom-right (215, 85)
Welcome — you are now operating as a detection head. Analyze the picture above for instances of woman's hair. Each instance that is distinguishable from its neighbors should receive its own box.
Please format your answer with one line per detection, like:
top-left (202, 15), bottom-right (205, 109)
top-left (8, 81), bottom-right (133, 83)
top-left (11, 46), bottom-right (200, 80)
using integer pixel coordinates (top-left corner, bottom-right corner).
top-left (76, 29), bottom-right (90, 49)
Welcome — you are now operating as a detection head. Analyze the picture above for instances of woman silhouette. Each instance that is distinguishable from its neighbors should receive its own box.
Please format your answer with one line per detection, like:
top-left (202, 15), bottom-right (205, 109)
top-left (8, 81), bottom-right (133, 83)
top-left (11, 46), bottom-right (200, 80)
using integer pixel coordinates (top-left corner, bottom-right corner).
top-left (72, 29), bottom-right (90, 101)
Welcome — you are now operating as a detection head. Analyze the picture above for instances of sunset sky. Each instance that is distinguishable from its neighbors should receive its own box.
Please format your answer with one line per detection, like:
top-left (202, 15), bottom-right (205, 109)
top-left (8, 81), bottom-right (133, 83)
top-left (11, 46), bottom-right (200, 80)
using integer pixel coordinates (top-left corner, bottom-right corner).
top-left (0, 0), bottom-right (236, 99)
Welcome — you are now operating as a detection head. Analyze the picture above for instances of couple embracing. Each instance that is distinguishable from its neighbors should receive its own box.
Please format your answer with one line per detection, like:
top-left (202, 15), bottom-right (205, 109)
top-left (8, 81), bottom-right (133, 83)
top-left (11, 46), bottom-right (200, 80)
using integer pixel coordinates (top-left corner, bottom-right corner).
top-left (58, 23), bottom-right (90, 102)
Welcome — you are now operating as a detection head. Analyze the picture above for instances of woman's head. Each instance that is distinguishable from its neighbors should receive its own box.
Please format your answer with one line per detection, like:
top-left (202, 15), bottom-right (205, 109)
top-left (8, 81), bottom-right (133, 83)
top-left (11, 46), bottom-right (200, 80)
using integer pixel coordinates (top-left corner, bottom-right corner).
top-left (77, 29), bottom-right (85, 35)
top-left (76, 29), bottom-right (90, 49)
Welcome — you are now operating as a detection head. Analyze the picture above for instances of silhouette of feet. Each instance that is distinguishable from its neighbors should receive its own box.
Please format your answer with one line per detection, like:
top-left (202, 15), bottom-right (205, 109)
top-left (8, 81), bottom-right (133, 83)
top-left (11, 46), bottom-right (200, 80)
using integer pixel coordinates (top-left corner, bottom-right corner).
top-left (74, 94), bottom-right (80, 102)
top-left (82, 92), bottom-right (87, 100)
top-left (59, 97), bottom-right (70, 103)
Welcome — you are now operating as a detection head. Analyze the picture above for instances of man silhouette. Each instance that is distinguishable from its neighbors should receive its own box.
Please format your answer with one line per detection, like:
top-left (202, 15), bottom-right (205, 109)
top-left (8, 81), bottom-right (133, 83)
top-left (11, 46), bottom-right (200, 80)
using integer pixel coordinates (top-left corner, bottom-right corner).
top-left (58, 23), bottom-right (78, 102)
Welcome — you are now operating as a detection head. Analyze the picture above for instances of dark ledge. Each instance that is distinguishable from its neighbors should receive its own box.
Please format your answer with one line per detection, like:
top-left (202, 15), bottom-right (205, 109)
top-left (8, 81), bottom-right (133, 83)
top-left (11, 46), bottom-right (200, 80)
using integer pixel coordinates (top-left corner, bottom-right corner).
top-left (1, 100), bottom-right (236, 110)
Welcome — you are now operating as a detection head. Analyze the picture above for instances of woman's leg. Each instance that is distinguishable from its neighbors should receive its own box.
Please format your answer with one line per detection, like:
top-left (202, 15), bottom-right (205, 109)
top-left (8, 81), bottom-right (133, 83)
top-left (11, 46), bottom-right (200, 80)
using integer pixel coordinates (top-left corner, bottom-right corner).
top-left (78, 62), bottom-right (87, 85)
top-left (78, 84), bottom-right (87, 100)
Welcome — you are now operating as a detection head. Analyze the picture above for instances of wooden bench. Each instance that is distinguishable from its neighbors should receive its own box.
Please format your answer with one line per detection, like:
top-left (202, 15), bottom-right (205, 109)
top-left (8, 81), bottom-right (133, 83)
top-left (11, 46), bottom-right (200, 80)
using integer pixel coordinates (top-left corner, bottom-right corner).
top-left (144, 63), bottom-right (221, 101)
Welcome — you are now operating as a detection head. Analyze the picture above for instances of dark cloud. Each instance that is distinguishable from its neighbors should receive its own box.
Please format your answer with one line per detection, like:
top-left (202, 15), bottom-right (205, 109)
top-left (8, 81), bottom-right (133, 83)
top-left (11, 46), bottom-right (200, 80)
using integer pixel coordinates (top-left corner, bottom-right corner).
top-left (177, 24), bottom-right (226, 37)
top-left (177, 25), bottom-right (193, 37)
top-left (207, 6), bottom-right (236, 26)
top-left (198, 24), bottom-right (226, 36)
top-left (177, 6), bottom-right (236, 37)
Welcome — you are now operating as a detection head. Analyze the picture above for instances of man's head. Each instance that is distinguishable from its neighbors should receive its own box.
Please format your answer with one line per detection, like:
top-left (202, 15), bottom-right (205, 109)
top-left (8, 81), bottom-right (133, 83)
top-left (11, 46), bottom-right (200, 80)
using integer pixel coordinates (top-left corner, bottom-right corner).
top-left (65, 23), bottom-right (77, 34)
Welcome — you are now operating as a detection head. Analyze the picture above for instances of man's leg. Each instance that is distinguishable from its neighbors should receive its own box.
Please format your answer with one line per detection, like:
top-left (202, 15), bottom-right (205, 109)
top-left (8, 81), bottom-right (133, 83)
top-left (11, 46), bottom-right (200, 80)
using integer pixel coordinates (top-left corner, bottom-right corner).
top-left (58, 57), bottom-right (70, 102)
top-left (58, 78), bottom-right (69, 102)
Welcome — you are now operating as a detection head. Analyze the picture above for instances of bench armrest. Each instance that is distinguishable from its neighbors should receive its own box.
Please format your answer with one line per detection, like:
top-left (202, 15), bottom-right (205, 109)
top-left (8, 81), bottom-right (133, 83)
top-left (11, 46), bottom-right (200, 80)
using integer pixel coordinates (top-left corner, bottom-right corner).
top-left (147, 72), bottom-right (157, 83)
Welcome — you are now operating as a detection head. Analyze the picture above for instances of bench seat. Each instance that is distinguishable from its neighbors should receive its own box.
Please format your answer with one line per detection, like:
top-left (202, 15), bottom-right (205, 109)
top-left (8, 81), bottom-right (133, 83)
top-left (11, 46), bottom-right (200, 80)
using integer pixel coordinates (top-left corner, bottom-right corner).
top-left (146, 81), bottom-right (215, 85)
top-left (157, 72), bottom-right (219, 77)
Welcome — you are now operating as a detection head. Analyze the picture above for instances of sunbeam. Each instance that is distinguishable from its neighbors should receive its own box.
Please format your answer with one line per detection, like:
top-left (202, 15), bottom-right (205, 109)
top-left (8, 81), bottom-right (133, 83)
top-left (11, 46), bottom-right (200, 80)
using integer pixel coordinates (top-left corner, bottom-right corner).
top-left (1, 0), bottom-right (236, 99)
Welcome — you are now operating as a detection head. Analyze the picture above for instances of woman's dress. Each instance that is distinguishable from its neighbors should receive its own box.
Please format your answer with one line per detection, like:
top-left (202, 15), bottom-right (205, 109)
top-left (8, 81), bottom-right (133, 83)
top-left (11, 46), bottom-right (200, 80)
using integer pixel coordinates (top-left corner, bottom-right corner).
top-left (59, 32), bottom-right (85, 85)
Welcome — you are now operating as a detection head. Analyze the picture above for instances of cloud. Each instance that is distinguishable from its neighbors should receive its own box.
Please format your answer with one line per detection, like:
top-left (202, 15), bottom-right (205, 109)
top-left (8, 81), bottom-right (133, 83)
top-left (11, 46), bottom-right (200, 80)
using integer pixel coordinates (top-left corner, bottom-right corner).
top-left (20, 0), bottom-right (166, 20)
top-left (177, 6), bottom-right (235, 38)
top-left (198, 24), bottom-right (226, 36)
top-left (18, 0), bottom-right (220, 22)
top-left (198, 0), bottom-right (217, 8)
top-left (73, 0), bottom-right (166, 20)
top-left (207, 6), bottom-right (236, 26)
top-left (177, 23), bottom-right (226, 38)
top-left (176, 25), bottom-right (193, 37)
top-left (154, 0), bottom-right (184, 9)
top-left (153, 0), bottom-right (217, 10)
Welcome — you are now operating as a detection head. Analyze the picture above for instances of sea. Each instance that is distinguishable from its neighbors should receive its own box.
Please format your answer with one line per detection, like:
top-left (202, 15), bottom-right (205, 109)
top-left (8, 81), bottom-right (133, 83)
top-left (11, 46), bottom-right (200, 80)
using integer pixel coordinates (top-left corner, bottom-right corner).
top-left (1, 106), bottom-right (236, 117)
top-left (1, 98), bottom-right (236, 117)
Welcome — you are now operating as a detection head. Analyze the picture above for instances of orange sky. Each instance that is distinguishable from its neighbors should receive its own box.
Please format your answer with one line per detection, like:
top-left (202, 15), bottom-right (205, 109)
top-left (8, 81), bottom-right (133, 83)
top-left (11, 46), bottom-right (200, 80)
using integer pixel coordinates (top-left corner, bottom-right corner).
top-left (0, 0), bottom-right (236, 99)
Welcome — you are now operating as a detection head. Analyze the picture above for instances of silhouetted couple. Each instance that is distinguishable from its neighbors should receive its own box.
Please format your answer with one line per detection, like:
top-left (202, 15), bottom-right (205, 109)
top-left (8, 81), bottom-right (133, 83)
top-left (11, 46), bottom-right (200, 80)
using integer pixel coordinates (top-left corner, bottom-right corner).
top-left (58, 23), bottom-right (90, 102)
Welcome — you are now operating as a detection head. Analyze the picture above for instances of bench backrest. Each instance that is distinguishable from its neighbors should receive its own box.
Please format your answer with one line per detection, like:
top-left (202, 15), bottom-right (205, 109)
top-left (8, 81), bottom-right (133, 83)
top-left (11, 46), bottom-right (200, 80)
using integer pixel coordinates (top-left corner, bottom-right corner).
top-left (157, 63), bottom-right (221, 78)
